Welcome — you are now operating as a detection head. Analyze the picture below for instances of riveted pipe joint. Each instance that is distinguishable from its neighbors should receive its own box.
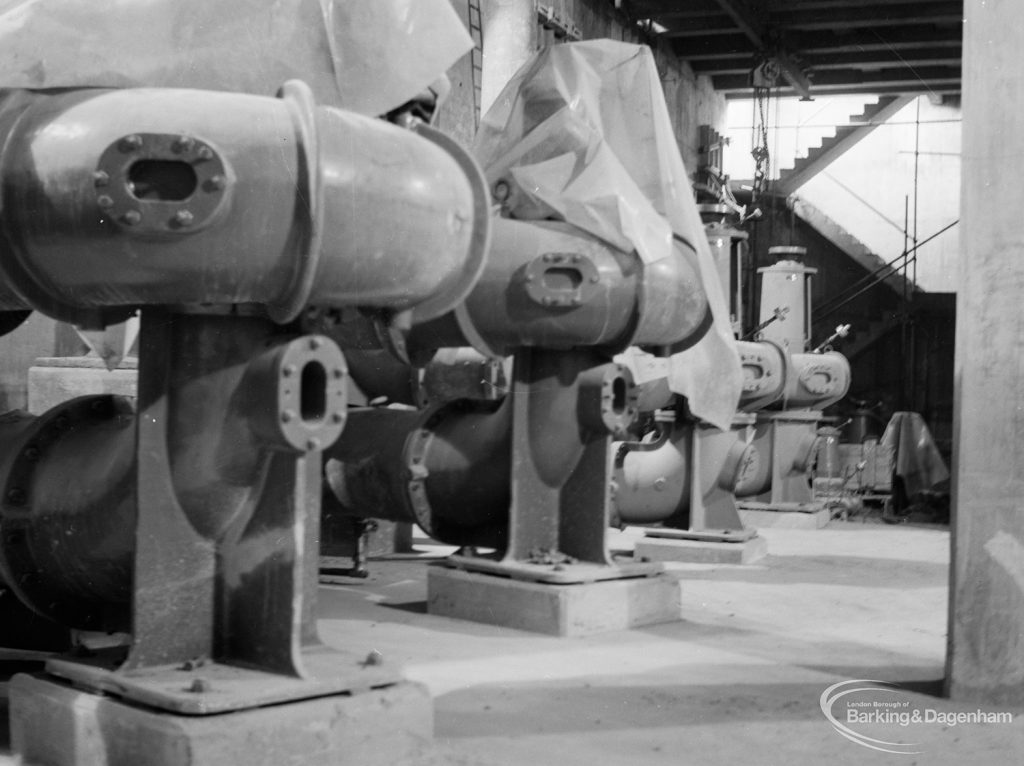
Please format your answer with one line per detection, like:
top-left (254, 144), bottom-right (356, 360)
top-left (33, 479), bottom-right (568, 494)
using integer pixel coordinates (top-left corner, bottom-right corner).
top-left (324, 398), bottom-right (510, 548)
top-left (719, 439), bottom-right (761, 495)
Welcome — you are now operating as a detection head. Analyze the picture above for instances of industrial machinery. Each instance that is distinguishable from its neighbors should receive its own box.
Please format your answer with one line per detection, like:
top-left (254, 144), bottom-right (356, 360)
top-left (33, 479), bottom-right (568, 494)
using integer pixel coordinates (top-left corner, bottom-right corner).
top-left (613, 237), bottom-right (851, 553)
top-left (0, 79), bottom-right (490, 764)
top-left (325, 215), bottom-right (711, 578)
top-left (739, 248), bottom-right (851, 515)
top-left (609, 205), bottom-right (762, 559)
top-left (319, 40), bottom-right (741, 610)
top-left (698, 202), bottom-right (748, 338)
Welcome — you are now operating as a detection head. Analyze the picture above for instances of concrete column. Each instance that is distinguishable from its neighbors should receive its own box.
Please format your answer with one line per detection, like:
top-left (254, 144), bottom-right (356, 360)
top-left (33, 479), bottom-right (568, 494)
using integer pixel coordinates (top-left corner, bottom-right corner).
top-left (480, 0), bottom-right (536, 115)
top-left (947, 0), bottom-right (1024, 705)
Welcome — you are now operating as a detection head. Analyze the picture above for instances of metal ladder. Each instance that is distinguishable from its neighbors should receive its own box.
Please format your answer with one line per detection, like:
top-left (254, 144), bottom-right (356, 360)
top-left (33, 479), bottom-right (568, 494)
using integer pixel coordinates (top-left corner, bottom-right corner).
top-left (467, 0), bottom-right (484, 130)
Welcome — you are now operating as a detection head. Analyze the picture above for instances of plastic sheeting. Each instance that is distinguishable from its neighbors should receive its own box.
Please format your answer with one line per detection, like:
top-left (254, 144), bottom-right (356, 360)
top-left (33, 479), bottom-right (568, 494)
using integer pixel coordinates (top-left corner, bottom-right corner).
top-left (880, 411), bottom-right (950, 497)
top-left (474, 40), bottom-right (741, 430)
top-left (0, 0), bottom-right (472, 115)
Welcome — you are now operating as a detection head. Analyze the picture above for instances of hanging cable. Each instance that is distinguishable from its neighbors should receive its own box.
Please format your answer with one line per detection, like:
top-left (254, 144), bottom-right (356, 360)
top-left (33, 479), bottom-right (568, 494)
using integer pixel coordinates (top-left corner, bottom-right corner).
top-left (815, 219), bottom-right (959, 322)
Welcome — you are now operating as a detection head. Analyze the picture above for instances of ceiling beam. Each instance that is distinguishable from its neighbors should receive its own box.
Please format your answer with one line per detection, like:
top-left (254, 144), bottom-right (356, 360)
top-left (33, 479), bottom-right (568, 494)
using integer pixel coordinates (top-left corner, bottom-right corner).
top-left (662, 14), bottom-right (754, 37)
top-left (772, 2), bottom-right (964, 32)
top-left (722, 79), bottom-right (961, 98)
top-left (690, 47), bottom-right (961, 75)
top-left (786, 25), bottom-right (962, 53)
top-left (674, 23), bottom-right (962, 60)
top-left (713, 65), bottom-right (960, 91)
top-left (672, 34), bottom-right (759, 60)
top-left (711, 0), bottom-right (768, 47)
top-left (629, 0), bottom-right (720, 14)
top-left (768, 0), bottom-right (954, 10)
top-left (725, 84), bottom-right (960, 98)
top-left (805, 48), bottom-right (961, 71)
top-left (708, 0), bottom-right (812, 97)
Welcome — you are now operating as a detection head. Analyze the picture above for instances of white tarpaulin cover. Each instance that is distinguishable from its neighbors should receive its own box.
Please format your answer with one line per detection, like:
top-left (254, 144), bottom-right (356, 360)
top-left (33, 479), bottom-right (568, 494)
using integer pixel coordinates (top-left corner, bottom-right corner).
top-left (880, 412), bottom-right (950, 497)
top-left (474, 40), bottom-right (741, 429)
top-left (0, 0), bottom-right (472, 116)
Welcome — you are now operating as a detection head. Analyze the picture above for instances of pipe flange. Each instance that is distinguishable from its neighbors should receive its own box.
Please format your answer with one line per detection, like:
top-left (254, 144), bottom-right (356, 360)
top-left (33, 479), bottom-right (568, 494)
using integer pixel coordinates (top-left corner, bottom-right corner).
top-left (403, 400), bottom-right (463, 537)
top-left (522, 252), bottom-right (600, 308)
top-left (579, 363), bottom-right (639, 438)
top-left (95, 132), bottom-right (231, 235)
top-left (403, 398), bottom-right (502, 540)
top-left (267, 80), bottom-right (324, 324)
top-left (798, 362), bottom-right (838, 395)
top-left (0, 395), bottom-right (134, 629)
top-left (405, 427), bottom-right (434, 536)
top-left (247, 335), bottom-right (348, 453)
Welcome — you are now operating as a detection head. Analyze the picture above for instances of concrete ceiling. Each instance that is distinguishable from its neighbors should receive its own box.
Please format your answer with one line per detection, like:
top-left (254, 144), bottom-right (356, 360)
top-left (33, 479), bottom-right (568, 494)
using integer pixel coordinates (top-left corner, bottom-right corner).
top-left (628, 0), bottom-right (963, 99)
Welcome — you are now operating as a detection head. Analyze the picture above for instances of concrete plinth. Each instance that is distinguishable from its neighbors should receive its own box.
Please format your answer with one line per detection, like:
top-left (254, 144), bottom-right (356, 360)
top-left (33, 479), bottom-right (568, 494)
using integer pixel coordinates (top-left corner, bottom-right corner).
top-left (10, 674), bottom-right (432, 766)
top-left (635, 535), bottom-right (768, 565)
top-left (427, 565), bottom-right (681, 636)
top-left (738, 505), bottom-right (831, 529)
top-left (28, 357), bottom-right (137, 414)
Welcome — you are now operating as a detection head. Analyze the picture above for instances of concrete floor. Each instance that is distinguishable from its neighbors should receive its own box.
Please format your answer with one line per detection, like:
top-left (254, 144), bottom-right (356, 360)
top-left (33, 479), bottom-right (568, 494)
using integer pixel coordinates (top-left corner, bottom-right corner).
top-left (3, 521), bottom-right (1023, 765)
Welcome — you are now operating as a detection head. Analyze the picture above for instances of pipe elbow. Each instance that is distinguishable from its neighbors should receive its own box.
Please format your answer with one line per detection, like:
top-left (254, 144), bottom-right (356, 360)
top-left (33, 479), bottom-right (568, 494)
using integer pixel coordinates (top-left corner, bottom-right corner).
top-left (0, 83), bottom-right (490, 327)
top-left (633, 236), bottom-right (711, 349)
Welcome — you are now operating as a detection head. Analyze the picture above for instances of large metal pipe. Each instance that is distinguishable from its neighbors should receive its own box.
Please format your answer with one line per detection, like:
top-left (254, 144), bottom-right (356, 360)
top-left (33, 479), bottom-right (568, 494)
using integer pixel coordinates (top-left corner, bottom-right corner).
top-left (325, 398), bottom-right (510, 547)
top-left (0, 82), bottom-right (489, 327)
top-left (0, 313), bottom-right (347, 634)
top-left (408, 217), bottom-right (709, 357)
top-left (0, 397), bottom-right (137, 630)
top-left (325, 346), bottom-right (641, 550)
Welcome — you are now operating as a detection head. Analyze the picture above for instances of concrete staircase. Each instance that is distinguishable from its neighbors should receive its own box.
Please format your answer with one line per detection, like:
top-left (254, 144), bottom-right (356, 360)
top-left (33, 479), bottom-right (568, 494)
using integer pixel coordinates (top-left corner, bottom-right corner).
top-left (790, 196), bottom-right (918, 297)
top-left (772, 95), bottom-right (916, 197)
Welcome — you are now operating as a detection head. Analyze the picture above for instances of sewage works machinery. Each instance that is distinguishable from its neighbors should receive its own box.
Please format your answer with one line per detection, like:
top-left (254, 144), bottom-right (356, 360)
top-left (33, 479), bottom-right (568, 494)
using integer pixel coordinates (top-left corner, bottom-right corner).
top-left (0, 29), bottom-right (850, 766)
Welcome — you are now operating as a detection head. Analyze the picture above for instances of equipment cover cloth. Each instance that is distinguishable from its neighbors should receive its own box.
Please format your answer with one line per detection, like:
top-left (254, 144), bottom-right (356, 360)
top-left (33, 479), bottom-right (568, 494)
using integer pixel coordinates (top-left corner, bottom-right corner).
top-left (880, 411), bottom-right (950, 496)
top-left (474, 40), bottom-right (741, 430)
top-left (0, 0), bottom-right (472, 116)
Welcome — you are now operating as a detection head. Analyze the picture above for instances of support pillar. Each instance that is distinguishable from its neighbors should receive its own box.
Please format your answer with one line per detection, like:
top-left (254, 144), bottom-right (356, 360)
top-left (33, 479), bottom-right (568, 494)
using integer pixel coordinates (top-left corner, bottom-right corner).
top-left (481, 0), bottom-right (536, 114)
top-left (947, 0), bottom-right (1024, 705)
